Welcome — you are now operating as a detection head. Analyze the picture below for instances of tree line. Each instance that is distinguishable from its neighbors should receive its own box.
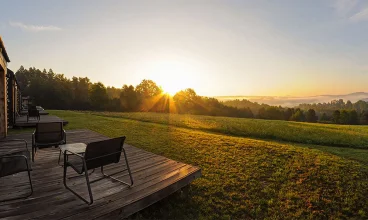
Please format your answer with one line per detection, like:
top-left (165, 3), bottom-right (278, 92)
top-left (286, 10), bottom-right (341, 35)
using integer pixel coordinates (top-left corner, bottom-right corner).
top-left (15, 66), bottom-right (368, 125)
top-left (297, 99), bottom-right (368, 114)
top-left (223, 99), bottom-right (368, 125)
top-left (15, 66), bottom-right (253, 118)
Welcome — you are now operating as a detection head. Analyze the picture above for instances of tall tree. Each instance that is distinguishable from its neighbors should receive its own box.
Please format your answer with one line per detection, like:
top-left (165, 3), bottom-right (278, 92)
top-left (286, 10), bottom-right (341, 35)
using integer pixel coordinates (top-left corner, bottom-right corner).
top-left (340, 110), bottom-right (349, 124)
top-left (89, 82), bottom-right (108, 110)
top-left (72, 77), bottom-right (91, 110)
top-left (349, 110), bottom-right (359, 125)
top-left (120, 85), bottom-right (140, 111)
top-left (346, 100), bottom-right (353, 109)
top-left (332, 110), bottom-right (340, 123)
top-left (320, 113), bottom-right (329, 122)
top-left (284, 108), bottom-right (293, 121)
top-left (290, 109), bottom-right (305, 122)
top-left (360, 111), bottom-right (368, 125)
top-left (135, 79), bottom-right (162, 98)
top-left (305, 109), bottom-right (317, 122)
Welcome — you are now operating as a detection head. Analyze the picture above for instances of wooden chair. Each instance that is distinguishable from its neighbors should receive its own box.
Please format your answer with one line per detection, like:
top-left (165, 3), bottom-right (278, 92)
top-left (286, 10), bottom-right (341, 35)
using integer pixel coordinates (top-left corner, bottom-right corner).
top-left (32, 122), bottom-right (66, 161)
top-left (63, 136), bottom-right (133, 205)
top-left (0, 139), bottom-right (33, 202)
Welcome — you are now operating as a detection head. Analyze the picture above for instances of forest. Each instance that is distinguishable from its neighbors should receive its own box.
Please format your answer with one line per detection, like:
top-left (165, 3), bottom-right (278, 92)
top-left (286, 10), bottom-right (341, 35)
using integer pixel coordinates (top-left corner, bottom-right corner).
top-left (15, 66), bottom-right (253, 118)
top-left (15, 66), bottom-right (368, 125)
top-left (224, 99), bottom-right (368, 125)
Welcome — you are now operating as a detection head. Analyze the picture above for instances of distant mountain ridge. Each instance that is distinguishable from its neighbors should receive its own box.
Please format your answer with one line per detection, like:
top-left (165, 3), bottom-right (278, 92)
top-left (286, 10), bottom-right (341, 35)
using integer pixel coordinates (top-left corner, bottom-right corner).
top-left (215, 92), bottom-right (368, 107)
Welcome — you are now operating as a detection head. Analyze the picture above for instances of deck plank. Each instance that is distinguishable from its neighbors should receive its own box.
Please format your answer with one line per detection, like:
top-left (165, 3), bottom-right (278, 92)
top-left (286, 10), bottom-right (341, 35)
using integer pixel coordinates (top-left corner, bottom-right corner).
top-left (0, 129), bottom-right (201, 219)
top-left (20, 110), bottom-right (49, 116)
top-left (14, 115), bottom-right (68, 127)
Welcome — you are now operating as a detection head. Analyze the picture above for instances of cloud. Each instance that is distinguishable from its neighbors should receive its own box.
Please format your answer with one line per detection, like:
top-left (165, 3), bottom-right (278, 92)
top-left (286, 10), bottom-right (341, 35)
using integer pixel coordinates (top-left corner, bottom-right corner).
top-left (9, 21), bottom-right (62, 32)
top-left (332, 0), bottom-right (358, 16)
top-left (330, 0), bottom-right (368, 22)
top-left (350, 7), bottom-right (368, 21)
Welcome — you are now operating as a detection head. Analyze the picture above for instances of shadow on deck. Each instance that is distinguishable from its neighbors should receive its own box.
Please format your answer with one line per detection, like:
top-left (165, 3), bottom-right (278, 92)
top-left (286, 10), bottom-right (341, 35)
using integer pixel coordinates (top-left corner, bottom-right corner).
top-left (14, 115), bottom-right (68, 128)
top-left (0, 129), bottom-right (201, 219)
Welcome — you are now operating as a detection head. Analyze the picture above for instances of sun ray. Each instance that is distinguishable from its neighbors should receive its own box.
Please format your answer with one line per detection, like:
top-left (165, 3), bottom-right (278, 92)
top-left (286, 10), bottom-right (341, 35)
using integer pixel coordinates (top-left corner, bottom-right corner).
top-left (147, 60), bottom-right (200, 96)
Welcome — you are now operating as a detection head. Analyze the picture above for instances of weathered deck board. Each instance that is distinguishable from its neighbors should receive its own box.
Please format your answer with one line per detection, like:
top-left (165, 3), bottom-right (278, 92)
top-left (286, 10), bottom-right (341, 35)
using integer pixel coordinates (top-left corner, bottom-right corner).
top-left (20, 110), bottom-right (49, 116)
top-left (0, 129), bottom-right (201, 219)
top-left (14, 115), bottom-right (68, 127)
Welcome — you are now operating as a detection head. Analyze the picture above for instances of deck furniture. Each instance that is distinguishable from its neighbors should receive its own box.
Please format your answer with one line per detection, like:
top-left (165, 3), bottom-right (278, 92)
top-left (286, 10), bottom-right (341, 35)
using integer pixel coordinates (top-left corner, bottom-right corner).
top-left (32, 122), bottom-right (66, 162)
top-left (63, 136), bottom-right (133, 205)
top-left (0, 139), bottom-right (33, 202)
top-left (15, 115), bottom-right (67, 128)
top-left (27, 109), bottom-right (40, 122)
top-left (58, 143), bottom-right (87, 166)
top-left (0, 130), bottom-right (201, 218)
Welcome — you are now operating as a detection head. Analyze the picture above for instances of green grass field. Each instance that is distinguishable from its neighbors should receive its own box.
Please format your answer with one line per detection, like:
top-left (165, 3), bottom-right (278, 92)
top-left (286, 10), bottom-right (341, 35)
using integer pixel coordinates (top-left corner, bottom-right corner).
top-left (35, 111), bottom-right (368, 219)
top-left (89, 111), bottom-right (368, 149)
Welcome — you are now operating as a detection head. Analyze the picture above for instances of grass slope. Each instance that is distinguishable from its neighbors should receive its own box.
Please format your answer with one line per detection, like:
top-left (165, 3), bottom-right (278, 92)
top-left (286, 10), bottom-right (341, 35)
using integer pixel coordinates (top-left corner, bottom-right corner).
top-left (45, 110), bottom-right (368, 219)
top-left (88, 111), bottom-right (368, 149)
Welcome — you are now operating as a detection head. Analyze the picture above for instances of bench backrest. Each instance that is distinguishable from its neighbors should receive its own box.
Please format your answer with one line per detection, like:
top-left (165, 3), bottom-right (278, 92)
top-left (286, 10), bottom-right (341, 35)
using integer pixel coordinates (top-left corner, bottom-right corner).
top-left (84, 137), bottom-right (126, 170)
top-left (35, 122), bottom-right (64, 144)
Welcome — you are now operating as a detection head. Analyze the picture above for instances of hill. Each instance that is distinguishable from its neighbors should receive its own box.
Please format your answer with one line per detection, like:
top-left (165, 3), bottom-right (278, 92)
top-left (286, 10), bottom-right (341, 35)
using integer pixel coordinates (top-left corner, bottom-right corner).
top-left (216, 92), bottom-right (368, 107)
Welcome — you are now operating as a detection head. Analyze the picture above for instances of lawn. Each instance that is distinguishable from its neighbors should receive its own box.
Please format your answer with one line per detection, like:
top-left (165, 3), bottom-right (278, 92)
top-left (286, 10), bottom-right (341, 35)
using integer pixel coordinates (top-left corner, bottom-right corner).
top-left (87, 111), bottom-right (368, 149)
top-left (44, 110), bottom-right (368, 219)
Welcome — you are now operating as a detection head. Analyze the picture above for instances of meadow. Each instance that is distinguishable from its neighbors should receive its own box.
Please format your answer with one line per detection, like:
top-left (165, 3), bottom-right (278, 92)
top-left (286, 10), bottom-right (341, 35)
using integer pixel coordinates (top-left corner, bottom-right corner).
top-left (42, 110), bottom-right (368, 219)
top-left (90, 111), bottom-right (368, 149)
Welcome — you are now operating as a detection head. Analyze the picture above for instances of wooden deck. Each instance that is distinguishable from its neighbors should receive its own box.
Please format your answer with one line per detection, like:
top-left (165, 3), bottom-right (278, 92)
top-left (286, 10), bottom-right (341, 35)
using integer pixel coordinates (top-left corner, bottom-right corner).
top-left (20, 110), bottom-right (49, 116)
top-left (0, 129), bottom-right (201, 219)
top-left (14, 115), bottom-right (68, 127)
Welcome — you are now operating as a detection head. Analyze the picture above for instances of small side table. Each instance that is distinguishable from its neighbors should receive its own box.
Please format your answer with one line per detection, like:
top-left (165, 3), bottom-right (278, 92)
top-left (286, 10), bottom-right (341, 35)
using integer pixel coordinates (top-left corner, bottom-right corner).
top-left (58, 143), bottom-right (87, 166)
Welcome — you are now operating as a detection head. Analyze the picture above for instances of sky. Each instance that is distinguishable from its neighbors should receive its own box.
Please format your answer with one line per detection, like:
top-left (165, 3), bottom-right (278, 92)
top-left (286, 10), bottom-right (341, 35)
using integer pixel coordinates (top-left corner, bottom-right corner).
top-left (0, 0), bottom-right (367, 97)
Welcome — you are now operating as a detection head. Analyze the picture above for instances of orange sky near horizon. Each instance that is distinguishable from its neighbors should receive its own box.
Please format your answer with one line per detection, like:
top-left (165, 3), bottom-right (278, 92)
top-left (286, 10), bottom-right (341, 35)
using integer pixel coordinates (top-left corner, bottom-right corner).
top-left (1, 1), bottom-right (368, 97)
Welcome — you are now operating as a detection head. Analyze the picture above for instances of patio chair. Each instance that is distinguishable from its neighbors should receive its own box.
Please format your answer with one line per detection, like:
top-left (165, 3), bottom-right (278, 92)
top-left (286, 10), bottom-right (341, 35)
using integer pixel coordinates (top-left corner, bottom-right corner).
top-left (63, 136), bottom-right (133, 205)
top-left (0, 139), bottom-right (33, 202)
top-left (27, 109), bottom-right (40, 122)
top-left (32, 122), bottom-right (66, 162)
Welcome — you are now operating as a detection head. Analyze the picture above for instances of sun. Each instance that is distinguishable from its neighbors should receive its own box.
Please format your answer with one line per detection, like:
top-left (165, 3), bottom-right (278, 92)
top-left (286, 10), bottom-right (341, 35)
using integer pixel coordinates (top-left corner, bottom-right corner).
top-left (149, 60), bottom-right (199, 96)
top-left (163, 85), bottom-right (180, 96)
